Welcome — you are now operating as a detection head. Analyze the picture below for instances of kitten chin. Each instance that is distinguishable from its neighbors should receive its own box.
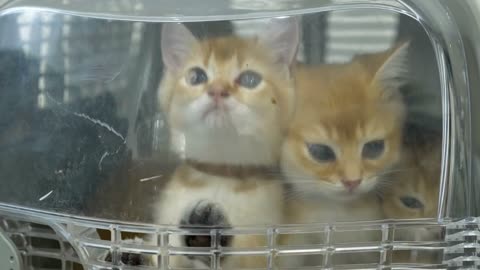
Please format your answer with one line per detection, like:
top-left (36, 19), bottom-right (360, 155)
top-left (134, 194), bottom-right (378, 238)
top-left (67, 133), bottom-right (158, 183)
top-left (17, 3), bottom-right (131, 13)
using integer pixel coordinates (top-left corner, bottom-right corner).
top-left (171, 127), bottom-right (279, 165)
top-left (168, 93), bottom-right (282, 165)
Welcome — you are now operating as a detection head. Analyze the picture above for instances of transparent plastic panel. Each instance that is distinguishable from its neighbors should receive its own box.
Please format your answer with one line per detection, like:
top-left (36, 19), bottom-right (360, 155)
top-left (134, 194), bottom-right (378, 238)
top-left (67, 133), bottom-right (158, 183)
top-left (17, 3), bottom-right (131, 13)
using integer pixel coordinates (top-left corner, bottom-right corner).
top-left (0, 0), bottom-right (477, 269)
top-left (444, 0), bottom-right (480, 217)
top-left (0, 7), bottom-right (445, 223)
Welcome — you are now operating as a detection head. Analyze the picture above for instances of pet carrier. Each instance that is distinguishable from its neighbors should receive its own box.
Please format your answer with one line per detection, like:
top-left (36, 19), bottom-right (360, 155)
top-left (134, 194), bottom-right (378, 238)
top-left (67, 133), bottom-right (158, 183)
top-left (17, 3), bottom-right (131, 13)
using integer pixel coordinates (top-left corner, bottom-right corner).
top-left (0, 0), bottom-right (478, 269)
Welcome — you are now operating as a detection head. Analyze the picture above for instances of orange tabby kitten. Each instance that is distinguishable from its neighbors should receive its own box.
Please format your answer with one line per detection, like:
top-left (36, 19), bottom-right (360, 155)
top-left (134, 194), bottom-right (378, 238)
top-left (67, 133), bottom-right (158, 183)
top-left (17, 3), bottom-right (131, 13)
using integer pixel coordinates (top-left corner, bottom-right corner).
top-left (381, 126), bottom-right (442, 263)
top-left (280, 44), bottom-right (409, 266)
top-left (381, 126), bottom-right (441, 220)
top-left (158, 18), bottom-right (298, 166)
top-left (153, 18), bottom-right (299, 268)
top-left (282, 43), bottom-right (409, 201)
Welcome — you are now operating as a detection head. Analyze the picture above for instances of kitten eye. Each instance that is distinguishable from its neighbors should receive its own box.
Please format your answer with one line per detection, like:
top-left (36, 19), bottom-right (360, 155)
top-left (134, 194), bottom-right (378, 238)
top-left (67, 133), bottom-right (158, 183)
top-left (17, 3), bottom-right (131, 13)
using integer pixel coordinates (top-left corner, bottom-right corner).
top-left (400, 196), bottom-right (424, 209)
top-left (236, 70), bottom-right (262, 89)
top-left (306, 143), bottom-right (336, 162)
top-left (362, 139), bottom-right (385, 159)
top-left (186, 67), bottom-right (208, 85)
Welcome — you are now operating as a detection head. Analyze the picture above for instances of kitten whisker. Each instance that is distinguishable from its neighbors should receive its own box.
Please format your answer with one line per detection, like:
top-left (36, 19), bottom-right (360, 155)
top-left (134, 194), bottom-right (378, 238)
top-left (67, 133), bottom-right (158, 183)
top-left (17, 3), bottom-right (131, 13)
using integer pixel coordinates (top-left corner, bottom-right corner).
top-left (278, 170), bottom-right (324, 182)
top-left (284, 180), bottom-right (319, 184)
top-left (374, 180), bottom-right (397, 191)
top-left (374, 184), bottom-right (394, 193)
top-left (373, 188), bottom-right (387, 199)
top-left (283, 189), bottom-right (312, 201)
top-left (375, 181), bottom-right (395, 188)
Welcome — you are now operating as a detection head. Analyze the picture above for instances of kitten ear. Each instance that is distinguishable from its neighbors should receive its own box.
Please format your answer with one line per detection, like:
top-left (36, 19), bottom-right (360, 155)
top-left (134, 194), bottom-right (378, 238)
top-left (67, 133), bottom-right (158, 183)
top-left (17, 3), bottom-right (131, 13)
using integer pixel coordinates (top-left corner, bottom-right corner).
top-left (257, 16), bottom-right (300, 65)
top-left (374, 42), bottom-right (410, 91)
top-left (161, 23), bottom-right (198, 72)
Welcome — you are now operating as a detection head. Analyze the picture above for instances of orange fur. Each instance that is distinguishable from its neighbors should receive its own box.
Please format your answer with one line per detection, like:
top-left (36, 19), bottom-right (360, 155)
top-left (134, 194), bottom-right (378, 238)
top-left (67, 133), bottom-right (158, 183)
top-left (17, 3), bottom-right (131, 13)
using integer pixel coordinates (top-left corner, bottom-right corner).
top-left (381, 139), bottom-right (441, 220)
top-left (282, 44), bottom-right (408, 200)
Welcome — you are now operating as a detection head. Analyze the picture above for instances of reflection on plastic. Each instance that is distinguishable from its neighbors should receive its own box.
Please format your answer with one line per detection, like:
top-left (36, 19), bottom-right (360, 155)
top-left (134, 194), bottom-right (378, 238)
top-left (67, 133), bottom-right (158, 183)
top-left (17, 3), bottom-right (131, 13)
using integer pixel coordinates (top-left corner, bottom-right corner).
top-left (0, 1), bottom-right (466, 269)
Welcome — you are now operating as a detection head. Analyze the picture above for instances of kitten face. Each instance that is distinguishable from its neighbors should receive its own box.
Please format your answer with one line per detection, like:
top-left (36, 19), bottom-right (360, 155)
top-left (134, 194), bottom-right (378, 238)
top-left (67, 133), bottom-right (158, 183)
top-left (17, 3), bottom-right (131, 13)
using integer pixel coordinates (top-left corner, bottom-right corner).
top-left (159, 18), bottom-right (299, 166)
top-left (382, 167), bottom-right (439, 219)
top-left (282, 44), bottom-right (409, 201)
top-left (381, 139), bottom-right (441, 240)
top-left (381, 135), bottom-right (442, 220)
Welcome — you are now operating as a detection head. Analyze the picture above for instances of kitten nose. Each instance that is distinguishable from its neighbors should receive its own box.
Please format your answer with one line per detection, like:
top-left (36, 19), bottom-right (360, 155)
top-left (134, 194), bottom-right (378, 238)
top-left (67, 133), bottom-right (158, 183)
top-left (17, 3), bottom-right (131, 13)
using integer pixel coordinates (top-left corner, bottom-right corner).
top-left (341, 179), bottom-right (362, 191)
top-left (208, 85), bottom-right (230, 100)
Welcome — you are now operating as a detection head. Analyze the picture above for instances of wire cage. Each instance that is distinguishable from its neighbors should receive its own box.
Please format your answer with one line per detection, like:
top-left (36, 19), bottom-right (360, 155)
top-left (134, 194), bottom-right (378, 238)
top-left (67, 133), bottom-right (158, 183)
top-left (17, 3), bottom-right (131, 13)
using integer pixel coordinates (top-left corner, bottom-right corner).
top-left (0, 0), bottom-right (479, 269)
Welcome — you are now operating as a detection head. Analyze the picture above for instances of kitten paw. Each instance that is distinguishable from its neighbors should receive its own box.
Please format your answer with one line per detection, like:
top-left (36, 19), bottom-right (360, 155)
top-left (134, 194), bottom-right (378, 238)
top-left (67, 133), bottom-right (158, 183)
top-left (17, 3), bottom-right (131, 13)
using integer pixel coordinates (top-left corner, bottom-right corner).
top-left (104, 251), bottom-right (145, 266)
top-left (180, 200), bottom-right (232, 248)
top-left (103, 237), bottom-right (153, 266)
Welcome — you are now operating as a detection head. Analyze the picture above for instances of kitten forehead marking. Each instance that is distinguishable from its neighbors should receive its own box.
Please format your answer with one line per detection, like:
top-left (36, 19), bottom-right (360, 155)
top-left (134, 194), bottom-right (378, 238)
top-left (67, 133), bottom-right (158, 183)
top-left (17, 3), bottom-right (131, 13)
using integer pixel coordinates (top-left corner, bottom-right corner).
top-left (205, 46), bottom-right (240, 79)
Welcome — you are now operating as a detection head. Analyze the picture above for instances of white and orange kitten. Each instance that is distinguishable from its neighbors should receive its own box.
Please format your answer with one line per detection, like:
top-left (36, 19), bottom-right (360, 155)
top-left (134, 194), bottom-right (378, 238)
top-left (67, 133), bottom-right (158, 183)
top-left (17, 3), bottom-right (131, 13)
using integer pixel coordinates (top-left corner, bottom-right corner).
top-left (155, 164), bottom-right (285, 268)
top-left (153, 18), bottom-right (300, 269)
top-left (280, 44), bottom-right (409, 266)
top-left (158, 18), bottom-right (299, 166)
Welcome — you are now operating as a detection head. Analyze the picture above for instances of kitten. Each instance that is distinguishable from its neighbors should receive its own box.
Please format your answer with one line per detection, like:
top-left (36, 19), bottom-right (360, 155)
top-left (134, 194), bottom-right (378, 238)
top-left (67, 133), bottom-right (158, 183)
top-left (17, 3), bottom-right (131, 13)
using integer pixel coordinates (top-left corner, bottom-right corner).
top-left (153, 18), bottom-right (300, 269)
top-left (158, 17), bottom-right (299, 166)
top-left (282, 43), bottom-right (409, 201)
top-left (381, 125), bottom-right (442, 263)
top-left (280, 44), bottom-right (409, 266)
top-left (381, 125), bottom-right (441, 220)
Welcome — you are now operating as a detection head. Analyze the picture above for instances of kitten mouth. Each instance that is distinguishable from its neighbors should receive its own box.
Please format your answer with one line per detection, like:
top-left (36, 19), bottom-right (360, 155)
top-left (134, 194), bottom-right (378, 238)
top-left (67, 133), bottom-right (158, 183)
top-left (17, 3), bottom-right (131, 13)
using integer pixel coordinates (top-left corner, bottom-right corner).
top-left (336, 188), bottom-right (364, 200)
top-left (202, 103), bottom-right (230, 118)
top-left (342, 190), bottom-right (359, 196)
top-left (201, 103), bottom-right (232, 128)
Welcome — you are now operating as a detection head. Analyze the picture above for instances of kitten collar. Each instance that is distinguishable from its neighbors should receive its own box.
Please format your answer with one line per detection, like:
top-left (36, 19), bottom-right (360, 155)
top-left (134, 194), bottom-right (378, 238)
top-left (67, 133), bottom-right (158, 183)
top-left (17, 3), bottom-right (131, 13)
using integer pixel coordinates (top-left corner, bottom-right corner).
top-left (186, 159), bottom-right (279, 180)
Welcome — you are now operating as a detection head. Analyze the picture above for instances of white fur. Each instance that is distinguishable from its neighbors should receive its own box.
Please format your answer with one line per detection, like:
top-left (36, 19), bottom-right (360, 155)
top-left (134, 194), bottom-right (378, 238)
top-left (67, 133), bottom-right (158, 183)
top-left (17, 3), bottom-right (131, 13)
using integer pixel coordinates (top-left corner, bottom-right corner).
top-left (170, 94), bottom-right (278, 165)
top-left (152, 165), bottom-right (284, 268)
top-left (296, 197), bottom-right (383, 224)
top-left (281, 196), bottom-right (383, 267)
top-left (154, 168), bottom-right (284, 226)
top-left (394, 225), bottom-right (441, 242)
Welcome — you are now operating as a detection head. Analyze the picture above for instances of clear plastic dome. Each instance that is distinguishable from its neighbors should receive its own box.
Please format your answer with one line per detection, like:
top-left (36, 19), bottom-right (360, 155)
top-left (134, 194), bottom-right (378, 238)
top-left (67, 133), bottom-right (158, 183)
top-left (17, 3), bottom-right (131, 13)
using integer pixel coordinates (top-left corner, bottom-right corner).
top-left (0, 0), bottom-right (478, 269)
